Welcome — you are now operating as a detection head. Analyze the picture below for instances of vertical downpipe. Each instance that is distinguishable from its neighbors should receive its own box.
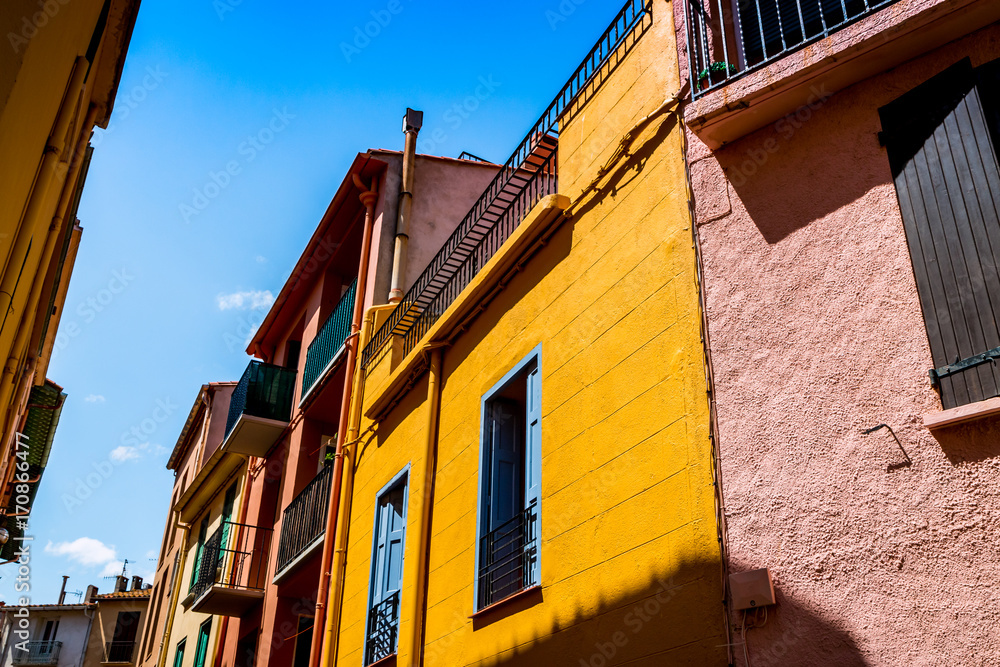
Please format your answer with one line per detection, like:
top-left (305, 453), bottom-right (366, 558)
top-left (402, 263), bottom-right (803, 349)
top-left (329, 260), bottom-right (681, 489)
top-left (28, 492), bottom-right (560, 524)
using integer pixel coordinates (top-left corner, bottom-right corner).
top-left (388, 109), bottom-right (423, 304)
top-left (311, 175), bottom-right (379, 667)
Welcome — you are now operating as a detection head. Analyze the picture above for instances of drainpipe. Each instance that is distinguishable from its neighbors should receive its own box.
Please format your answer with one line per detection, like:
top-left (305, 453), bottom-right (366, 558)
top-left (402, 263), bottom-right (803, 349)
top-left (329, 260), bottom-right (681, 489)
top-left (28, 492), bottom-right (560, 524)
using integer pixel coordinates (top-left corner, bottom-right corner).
top-left (0, 57), bottom-right (91, 434)
top-left (0, 56), bottom-right (88, 345)
top-left (156, 515), bottom-right (192, 667)
top-left (309, 173), bottom-right (379, 667)
top-left (388, 109), bottom-right (423, 304)
top-left (402, 347), bottom-right (444, 667)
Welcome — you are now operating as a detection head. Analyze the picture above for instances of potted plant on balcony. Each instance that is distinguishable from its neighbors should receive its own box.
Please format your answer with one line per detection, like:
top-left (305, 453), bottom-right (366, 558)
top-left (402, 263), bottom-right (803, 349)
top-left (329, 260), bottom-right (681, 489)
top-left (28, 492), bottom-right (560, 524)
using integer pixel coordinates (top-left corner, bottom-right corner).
top-left (698, 62), bottom-right (737, 90)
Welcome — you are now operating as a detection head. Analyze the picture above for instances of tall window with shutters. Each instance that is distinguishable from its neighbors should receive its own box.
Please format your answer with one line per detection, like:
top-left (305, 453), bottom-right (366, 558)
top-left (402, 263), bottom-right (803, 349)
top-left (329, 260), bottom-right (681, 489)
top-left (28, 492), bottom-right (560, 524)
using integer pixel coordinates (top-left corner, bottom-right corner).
top-left (475, 347), bottom-right (542, 611)
top-left (364, 469), bottom-right (408, 666)
top-left (880, 58), bottom-right (1000, 410)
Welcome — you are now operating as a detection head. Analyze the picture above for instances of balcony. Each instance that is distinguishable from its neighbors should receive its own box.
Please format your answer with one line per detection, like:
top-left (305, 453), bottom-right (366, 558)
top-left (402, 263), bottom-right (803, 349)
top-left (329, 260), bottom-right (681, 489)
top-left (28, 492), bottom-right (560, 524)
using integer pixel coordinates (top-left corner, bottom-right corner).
top-left (191, 520), bottom-right (272, 616)
top-left (686, 0), bottom-right (905, 99)
top-left (682, 0), bottom-right (1000, 146)
top-left (301, 278), bottom-right (357, 401)
top-left (12, 641), bottom-right (61, 665)
top-left (364, 591), bottom-right (400, 666)
top-left (222, 360), bottom-right (296, 458)
top-left (274, 464), bottom-right (334, 580)
top-left (477, 500), bottom-right (538, 610)
top-left (103, 641), bottom-right (136, 664)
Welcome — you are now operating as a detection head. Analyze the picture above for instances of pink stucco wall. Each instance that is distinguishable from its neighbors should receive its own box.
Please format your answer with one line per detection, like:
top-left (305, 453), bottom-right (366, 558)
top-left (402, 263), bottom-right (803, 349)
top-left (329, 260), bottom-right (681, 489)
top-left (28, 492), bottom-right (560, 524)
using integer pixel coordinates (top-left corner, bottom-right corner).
top-left (681, 15), bottom-right (1000, 667)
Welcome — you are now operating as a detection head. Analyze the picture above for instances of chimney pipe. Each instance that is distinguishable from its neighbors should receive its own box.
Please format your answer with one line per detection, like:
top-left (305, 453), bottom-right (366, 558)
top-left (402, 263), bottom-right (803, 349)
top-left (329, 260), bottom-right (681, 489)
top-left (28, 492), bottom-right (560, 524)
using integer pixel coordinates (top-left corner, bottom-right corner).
top-left (132, 576), bottom-right (143, 592)
top-left (115, 576), bottom-right (127, 593)
top-left (85, 585), bottom-right (98, 603)
top-left (58, 576), bottom-right (69, 605)
top-left (388, 108), bottom-right (423, 304)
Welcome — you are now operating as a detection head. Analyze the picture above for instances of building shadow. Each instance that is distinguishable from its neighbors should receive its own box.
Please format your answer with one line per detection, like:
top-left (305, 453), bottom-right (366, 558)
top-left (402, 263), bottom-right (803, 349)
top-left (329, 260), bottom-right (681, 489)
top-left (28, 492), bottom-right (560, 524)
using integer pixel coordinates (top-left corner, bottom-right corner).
top-left (927, 414), bottom-right (1000, 465)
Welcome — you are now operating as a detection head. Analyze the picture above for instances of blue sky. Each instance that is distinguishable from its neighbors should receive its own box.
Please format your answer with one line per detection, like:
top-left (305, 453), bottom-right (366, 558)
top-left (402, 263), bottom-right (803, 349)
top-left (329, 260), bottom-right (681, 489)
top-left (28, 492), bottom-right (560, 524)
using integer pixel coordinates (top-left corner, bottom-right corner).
top-left (2, 0), bottom-right (626, 605)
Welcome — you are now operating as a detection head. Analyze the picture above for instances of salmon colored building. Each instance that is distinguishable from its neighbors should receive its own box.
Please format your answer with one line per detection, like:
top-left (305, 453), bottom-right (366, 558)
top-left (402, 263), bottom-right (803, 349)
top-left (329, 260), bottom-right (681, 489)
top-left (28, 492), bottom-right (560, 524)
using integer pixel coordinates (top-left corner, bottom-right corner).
top-left (674, 0), bottom-right (1000, 663)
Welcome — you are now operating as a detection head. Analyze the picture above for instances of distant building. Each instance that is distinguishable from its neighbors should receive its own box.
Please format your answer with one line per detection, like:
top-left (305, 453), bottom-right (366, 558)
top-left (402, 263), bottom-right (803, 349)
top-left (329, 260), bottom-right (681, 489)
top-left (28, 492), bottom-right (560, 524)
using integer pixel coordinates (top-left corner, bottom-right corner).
top-left (134, 383), bottom-right (241, 667)
top-left (0, 0), bottom-right (142, 563)
top-left (0, 576), bottom-right (149, 667)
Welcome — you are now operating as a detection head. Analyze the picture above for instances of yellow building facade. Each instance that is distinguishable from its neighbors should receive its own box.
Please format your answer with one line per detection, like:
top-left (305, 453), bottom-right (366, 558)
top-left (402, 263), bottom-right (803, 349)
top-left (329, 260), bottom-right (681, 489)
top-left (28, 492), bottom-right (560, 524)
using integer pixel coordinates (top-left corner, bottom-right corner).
top-left (322, 1), bottom-right (728, 665)
top-left (0, 0), bottom-right (141, 539)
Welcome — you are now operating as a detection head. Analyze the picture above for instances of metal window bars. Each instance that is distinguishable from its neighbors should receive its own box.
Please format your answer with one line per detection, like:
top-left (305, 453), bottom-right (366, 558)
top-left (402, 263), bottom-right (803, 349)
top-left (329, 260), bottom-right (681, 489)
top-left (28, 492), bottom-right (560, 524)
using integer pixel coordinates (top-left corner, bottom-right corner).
top-left (274, 464), bottom-right (334, 574)
top-left (104, 641), bottom-right (136, 664)
top-left (11, 641), bottom-right (62, 666)
top-left (364, 591), bottom-right (401, 665)
top-left (301, 278), bottom-right (357, 398)
top-left (225, 360), bottom-right (297, 438)
top-left (477, 499), bottom-right (539, 609)
top-left (360, 0), bottom-right (653, 373)
top-left (686, 0), bottom-right (905, 99)
top-left (190, 520), bottom-right (272, 602)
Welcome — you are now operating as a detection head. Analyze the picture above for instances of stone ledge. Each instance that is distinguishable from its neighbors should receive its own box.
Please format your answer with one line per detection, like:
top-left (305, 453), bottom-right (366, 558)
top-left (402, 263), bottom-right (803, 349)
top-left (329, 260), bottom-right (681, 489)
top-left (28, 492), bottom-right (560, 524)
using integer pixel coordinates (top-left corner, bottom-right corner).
top-left (924, 396), bottom-right (1000, 431)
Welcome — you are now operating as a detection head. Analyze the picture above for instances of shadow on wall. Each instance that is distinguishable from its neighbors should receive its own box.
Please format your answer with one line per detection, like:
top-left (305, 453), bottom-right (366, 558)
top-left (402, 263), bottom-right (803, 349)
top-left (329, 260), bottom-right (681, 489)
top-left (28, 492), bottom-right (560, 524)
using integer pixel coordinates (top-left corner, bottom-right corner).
top-left (928, 416), bottom-right (1000, 465)
top-left (710, 91), bottom-right (889, 245)
top-left (730, 563), bottom-right (869, 667)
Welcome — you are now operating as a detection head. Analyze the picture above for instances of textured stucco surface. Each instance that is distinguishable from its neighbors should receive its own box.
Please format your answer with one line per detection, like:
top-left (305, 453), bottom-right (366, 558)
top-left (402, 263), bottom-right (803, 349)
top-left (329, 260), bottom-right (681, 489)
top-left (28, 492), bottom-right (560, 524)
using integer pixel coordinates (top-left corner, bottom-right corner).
top-left (685, 22), bottom-right (1000, 667)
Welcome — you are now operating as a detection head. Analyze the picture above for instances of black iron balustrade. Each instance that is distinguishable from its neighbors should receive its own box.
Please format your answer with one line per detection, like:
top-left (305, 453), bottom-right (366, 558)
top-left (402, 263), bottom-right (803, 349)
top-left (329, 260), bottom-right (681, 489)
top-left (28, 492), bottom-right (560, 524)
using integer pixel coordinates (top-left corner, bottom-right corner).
top-left (364, 591), bottom-right (401, 665)
top-left (190, 521), bottom-right (272, 602)
top-left (225, 360), bottom-right (297, 437)
top-left (686, 0), bottom-right (905, 98)
top-left (11, 641), bottom-right (61, 665)
top-left (477, 500), bottom-right (538, 609)
top-left (302, 279), bottom-right (357, 398)
top-left (275, 465), bottom-right (334, 574)
top-left (360, 0), bottom-right (653, 372)
top-left (104, 641), bottom-right (136, 663)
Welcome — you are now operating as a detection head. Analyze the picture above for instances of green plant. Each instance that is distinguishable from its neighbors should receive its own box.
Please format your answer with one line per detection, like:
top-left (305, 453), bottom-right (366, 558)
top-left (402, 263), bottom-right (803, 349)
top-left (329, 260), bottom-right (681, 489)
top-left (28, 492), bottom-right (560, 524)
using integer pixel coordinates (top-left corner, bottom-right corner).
top-left (698, 62), bottom-right (738, 81)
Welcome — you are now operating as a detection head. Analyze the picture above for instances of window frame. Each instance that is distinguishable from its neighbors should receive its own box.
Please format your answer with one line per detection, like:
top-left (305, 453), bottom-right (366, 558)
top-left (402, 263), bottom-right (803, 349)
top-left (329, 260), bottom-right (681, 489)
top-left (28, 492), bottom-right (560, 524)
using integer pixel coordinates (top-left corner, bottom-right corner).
top-left (173, 638), bottom-right (186, 667)
top-left (363, 465), bottom-right (410, 665)
top-left (473, 344), bottom-right (543, 612)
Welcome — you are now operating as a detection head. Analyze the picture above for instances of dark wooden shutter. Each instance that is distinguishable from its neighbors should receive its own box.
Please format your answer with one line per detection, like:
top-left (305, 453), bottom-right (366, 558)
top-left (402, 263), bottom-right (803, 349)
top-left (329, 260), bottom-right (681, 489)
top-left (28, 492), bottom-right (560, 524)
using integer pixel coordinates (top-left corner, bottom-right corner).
top-left (880, 59), bottom-right (1000, 409)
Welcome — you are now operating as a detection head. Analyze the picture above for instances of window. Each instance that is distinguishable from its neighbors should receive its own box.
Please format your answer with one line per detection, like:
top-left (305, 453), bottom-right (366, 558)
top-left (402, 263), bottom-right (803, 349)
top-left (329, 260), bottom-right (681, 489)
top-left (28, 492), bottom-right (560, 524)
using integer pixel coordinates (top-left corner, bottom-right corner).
top-left (173, 639), bottom-right (186, 667)
top-left (221, 480), bottom-right (239, 548)
top-left (193, 619), bottom-right (211, 667)
top-left (291, 616), bottom-right (313, 667)
top-left (108, 612), bottom-right (140, 662)
top-left (40, 619), bottom-right (58, 642)
top-left (189, 516), bottom-right (210, 592)
top-left (235, 632), bottom-right (257, 667)
top-left (475, 347), bottom-right (541, 611)
top-left (880, 58), bottom-right (1000, 410)
top-left (364, 469), bottom-right (408, 665)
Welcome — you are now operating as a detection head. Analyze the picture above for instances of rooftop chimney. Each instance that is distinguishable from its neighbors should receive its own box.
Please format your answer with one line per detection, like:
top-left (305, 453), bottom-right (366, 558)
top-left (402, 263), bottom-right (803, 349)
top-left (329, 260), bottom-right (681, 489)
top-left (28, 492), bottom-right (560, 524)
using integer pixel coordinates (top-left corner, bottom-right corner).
top-left (114, 576), bottom-right (127, 593)
top-left (85, 585), bottom-right (98, 603)
top-left (131, 576), bottom-right (143, 591)
top-left (57, 576), bottom-right (69, 605)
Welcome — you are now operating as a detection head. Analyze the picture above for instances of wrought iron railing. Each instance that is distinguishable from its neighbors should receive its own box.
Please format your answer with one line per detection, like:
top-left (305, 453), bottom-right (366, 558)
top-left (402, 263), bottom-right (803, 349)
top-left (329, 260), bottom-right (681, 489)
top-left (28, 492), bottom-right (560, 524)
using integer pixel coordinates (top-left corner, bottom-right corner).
top-left (275, 465), bottom-right (334, 574)
top-left (191, 521), bottom-right (272, 602)
top-left (360, 0), bottom-right (653, 372)
top-left (477, 500), bottom-right (538, 609)
top-left (686, 0), bottom-right (905, 98)
top-left (104, 641), bottom-right (136, 663)
top-left (225, 360), bottom-right (297, 437)
top-left (364, 591), bottom-right (401, 665)
top-left (11, 641), bottom-right (61, 665)
top-left (302, 279), bottom-right (357, 398)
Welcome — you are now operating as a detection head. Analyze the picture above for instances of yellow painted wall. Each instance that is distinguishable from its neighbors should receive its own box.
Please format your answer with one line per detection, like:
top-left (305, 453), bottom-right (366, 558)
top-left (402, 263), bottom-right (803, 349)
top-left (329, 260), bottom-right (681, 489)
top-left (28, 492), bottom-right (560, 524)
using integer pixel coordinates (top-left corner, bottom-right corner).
top-left (335, 1), bottom-right (726, 665)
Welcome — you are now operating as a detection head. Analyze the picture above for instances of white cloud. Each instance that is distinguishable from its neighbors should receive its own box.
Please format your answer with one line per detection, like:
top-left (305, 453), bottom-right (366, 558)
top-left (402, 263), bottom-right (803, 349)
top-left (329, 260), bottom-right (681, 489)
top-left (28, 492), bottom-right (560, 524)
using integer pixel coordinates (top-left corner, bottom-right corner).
top-left (45, 538), bottom-right (117, 567)
top-left (110, 446), bottom-right (141, 463)
top-left (84, 394), bottom-right (106, 403)
top-left (255, 255), bottom-right (267, 263)
top-left (217, 290), bottom-right (274, 311)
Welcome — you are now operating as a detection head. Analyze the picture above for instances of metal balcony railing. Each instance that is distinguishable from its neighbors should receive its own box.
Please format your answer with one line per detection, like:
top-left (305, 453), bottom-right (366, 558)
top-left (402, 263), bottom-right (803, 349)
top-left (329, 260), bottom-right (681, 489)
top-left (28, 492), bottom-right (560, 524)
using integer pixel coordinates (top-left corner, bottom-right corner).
top-left (477, 499), bottom-right (538, 609)
top-left (225, 360), bottom-right (297, 437)
top-left (302, 279), bottom-right (357, 398)
top-left (360, 0), bottom-right (653, 372)
top-left (12, 641), bottom-right (61, 665)
top-left (364, 591), bottom-right (400, 666)
top-left (104, 641), bottom-right (136, 663)
top-left (685, 0), bottom-right (905, 98)
top-left (191, 521), bottom-right (272, 602)
top-left (275, 465), bottom-right (334, 574)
